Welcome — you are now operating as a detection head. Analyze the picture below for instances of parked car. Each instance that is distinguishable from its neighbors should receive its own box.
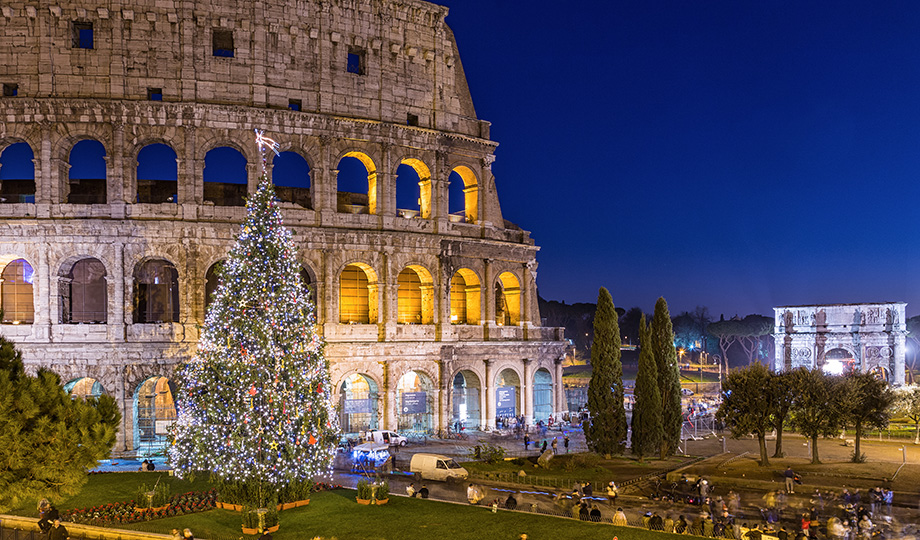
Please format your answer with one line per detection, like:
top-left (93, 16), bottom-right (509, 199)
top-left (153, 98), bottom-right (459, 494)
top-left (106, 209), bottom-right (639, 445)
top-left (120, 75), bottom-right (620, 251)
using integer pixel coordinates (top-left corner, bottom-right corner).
top-left (409, 453), bottom-right (468, 483)
top-left (362, 429), bottom-right (408, 446)
top-left (681, 388), bottom-right (695, 396)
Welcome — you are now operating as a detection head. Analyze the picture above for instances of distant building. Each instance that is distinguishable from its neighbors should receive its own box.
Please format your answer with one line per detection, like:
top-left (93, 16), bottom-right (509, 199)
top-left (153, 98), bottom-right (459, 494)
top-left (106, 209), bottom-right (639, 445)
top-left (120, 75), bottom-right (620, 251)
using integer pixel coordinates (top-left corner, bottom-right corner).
top-left (772, 303), bottom-right (906, 385)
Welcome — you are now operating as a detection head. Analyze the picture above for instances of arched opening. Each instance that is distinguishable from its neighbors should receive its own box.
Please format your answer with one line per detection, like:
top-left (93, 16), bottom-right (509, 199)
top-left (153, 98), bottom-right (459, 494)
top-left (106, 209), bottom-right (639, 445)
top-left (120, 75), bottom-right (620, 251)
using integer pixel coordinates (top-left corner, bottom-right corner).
top-left (64, 377), bottom-right (105, 400)
top-left (397, 265), bottom-right (434, 324)
top-left (61, 258), bottom-right (107, 324)
top-left (133, 259), bottom-right (179, 323)
top-left (204, 261), bottom-right (224, 314)
top-left (496, 272), bottom-right (521, 326)
top-left (1, 258), bottom-right (34, 324)
top-left (533, 368), bottom-right (553, 423)
top-left (339, 263), bottom-right (377, 324)
top-left (823, 348), bottom-right (855, 375)
top-left (204, 146), bottom-right (247, 206)
top-left (136, 143), bottom-right (178, 203)
top-left (450, 268), bottom-right (481, 325)
top-left (339, 373), bottom-right (379, 434)
top-left (336, 153), bottom-right (376, 214)
top-left (68, 139), bottom-right (107, 204)
top-left (397, 370), bottom-right (434, 434)
top-left (396, 159), bottom-right (432, 219)
top-left (451, 370), bottom-right (481, 430)
top-left (300, 266), bottom-right (315, 302)
top-left (449, 166), bottom-right (478, 224)
top-left (495, 368), bottom-right (521, 423)
top-left (272, 151), bottom-right (312, 209)
top-left (869, 365), bottom-right (890, 382)
top-left (134, 376), bottom-right (177, 456)
top-left (0, 142), bottom-right (36, 203)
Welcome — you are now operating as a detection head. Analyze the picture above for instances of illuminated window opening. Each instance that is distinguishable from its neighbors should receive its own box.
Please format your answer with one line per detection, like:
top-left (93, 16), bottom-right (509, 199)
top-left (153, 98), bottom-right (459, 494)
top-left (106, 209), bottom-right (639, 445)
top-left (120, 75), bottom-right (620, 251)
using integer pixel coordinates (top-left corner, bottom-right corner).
top-left (1, 259), bottom-right (34, 324)
top-left (339, 263), bottom-right (377, 324)
top-left (450, 269), bottom-right (481, 325)
top-left (133, 259), bottom-right (179, 323)
top-left (64, 377), bottom-right (105, 400)
top-left (449, 166), bottom-right (478, 224)
top-left (135, 376), bottom-right (177, 456)
top-left (62, 258), bottom-right (107, 324)
top-left (336, 153), bottom-right (376, 214)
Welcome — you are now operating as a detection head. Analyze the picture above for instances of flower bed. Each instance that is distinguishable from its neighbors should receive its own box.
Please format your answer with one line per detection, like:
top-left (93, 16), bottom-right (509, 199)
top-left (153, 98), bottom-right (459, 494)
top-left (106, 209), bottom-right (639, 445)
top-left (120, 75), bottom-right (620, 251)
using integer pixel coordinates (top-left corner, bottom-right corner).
top-left (61, 489), bottom-right (217, 526)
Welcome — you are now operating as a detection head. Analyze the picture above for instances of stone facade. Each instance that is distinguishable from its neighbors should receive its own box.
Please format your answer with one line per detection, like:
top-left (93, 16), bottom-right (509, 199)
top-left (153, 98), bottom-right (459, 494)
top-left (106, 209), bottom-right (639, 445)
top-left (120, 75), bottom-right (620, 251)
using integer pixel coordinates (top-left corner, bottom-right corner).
top-left (772, 303), bottom-right (906, 385)
top-left (0, 0), bottom-right (567, 456)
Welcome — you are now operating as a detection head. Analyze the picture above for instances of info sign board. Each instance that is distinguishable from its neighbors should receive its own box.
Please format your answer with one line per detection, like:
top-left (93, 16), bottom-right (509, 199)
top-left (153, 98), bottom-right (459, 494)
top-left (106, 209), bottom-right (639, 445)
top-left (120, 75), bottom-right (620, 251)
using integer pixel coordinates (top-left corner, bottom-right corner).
top-left (496, 386), bottom-right (516, 417)
top-left (344, 398), bottom-right (374, 414)
top-left (401, 391), bottom-right (427, 414)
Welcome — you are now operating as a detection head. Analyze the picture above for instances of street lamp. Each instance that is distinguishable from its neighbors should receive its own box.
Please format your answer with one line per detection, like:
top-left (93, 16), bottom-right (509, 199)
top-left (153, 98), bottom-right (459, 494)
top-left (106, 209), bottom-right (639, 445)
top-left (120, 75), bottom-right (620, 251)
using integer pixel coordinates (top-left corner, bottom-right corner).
top-left (899, 446), bottom-right (906, 463)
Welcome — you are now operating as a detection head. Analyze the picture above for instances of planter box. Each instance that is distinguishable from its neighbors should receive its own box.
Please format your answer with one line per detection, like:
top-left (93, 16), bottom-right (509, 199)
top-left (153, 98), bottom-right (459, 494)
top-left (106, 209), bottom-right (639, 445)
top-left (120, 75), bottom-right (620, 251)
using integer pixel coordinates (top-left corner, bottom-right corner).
top-left (295, 499), bottom-right (310, 508)
top-left (375, 498), bottom-right (389, 505)
top-left (216, 502), bottom-right (244, 512)
top-left (241, 524), bottom-right (279, 535)
top-left (356, 498), bottom-right (372, 505)
top-left (277, 499), bottom-right (309, 510)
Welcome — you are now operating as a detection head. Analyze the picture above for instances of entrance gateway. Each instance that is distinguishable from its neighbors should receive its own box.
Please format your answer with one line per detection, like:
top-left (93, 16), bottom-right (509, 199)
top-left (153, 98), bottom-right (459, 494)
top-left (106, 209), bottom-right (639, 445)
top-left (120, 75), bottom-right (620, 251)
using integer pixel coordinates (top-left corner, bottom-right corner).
top-left (772, 302), bottom-right (906, 385)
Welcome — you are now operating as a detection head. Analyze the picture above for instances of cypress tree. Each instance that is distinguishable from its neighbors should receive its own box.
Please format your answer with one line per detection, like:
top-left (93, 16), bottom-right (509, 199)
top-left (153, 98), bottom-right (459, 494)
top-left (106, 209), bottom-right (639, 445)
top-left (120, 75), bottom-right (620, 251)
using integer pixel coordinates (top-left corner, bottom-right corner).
top-left (630, 315), bottom-right (662, 460)
top-left (652, 297), bottom-right (682, 458)
top-left (583, 288), bottom-right (627, 456)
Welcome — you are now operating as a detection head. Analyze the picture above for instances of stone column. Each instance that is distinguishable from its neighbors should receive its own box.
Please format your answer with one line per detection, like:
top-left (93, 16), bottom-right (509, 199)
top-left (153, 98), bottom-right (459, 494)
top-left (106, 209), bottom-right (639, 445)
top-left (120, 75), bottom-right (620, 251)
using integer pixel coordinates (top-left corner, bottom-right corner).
top-left (484, 359), bottom-right (495, 430)
top-left (246, 163), bottom-right (261, 196)
top-left (522, 358), bottom-right (533, 426)
top-left (34, 244), bottom-right (51, 341)
top-left (554, 357), bottom-right (565, 416)
top-left (108, 123), bottom-right (126, 218)
top-left (108, 241), bottom-right (125, 342)
top-left (483, 258), bottom-right (494, 325)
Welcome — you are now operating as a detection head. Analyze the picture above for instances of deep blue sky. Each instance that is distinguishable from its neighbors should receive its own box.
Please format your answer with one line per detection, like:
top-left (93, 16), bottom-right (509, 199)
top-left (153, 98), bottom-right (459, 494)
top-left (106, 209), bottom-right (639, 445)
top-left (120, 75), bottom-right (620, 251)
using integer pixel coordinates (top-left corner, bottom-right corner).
top-left (438, 0), bottom-right (920, 318)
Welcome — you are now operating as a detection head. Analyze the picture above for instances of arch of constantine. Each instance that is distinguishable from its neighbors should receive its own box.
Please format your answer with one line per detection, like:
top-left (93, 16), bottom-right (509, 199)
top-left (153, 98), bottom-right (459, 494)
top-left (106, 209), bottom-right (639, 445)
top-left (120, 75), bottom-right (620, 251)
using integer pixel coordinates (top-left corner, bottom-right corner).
top-left (772, 303), bottom-right (906, 385)
top-left (0, 0), bottom-right (567, 456)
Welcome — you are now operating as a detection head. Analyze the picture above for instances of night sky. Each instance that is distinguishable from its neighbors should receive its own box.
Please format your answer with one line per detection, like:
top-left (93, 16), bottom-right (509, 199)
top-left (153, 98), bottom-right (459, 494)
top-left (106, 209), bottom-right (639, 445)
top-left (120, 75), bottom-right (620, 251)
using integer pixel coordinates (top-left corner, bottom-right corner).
top-left (438, 0), bottom-right (920, 318)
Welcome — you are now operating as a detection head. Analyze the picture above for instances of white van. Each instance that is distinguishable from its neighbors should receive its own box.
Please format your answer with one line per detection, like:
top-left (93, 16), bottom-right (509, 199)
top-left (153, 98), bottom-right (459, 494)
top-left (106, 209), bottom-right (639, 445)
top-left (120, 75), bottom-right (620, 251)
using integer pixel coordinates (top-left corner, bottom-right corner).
top-left (409, 453), bottom-right (468, 483)
top-left (363, 429), bottom-right (408, 447)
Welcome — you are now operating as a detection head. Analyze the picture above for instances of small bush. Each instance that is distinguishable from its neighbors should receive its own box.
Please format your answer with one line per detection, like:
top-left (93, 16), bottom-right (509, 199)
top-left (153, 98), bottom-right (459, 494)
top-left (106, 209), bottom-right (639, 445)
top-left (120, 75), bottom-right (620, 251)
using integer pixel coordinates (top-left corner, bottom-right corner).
top-left (374, 480), bottom-right (389, 500)
top-left (467, 443), bottom-right (506, 464)
top-left (850, 451), bottom-right (867, 463)
top-left (356, 479), bottom-right (373, 500)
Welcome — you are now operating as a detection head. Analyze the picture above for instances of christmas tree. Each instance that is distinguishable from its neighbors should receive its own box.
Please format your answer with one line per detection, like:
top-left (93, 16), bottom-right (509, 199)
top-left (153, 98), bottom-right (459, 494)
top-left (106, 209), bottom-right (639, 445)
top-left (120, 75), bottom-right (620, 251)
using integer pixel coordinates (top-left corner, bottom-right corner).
top-left (169, 131), bottom-right (339, 508)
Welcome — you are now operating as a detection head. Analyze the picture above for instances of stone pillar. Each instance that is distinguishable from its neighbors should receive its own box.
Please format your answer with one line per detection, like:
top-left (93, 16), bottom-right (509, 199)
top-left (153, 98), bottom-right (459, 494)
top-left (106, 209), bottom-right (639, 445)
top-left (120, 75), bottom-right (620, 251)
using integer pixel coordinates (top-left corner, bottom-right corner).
top-left (382, 362), bottom-right (396, 431)
top-left (34, 244), bottom-right (51, 341)
top-left (478, 156), bottom-right (495, 228)
top-left (484, 359), bottom-right (495, 430)
top-left (554, 357), bottom-right (565, 416)
top-left (109, 123), bottom-right (126, 218)
top-left (893, 333), bottom-right (906, 386)
top-left (108, 241), bottom-right (125, 342)
top-left (246, 163), bottom-right (261, 196)
top-left (522, 358), bottom-right (533, 426)
top-left (379, 143), bottom-right (394, 218)
top-left (483, 258), bottom-right (494, 325)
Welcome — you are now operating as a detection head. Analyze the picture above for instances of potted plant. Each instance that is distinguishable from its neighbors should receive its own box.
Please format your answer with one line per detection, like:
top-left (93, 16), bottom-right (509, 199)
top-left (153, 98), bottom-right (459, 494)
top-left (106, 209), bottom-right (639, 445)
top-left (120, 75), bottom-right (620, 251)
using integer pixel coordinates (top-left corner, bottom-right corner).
top-left (356, 479), bottom-right (373, 505)
top-left (241, 506), bottom-right (279, 535)
top-left (135, 479), bottom-right (170, 511)
top-left (374, 480), bottom-right (389, 505)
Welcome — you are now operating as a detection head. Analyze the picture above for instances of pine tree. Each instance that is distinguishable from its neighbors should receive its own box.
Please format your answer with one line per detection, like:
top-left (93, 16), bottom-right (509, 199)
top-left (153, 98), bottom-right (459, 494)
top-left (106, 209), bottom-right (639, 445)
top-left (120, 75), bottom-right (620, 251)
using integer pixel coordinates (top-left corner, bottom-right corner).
top-left (169, 133), bottom-right (339, 508)
top-left (652, 297), bottom-right (682, 459)
top-left (583, 287), bottom-right (627, 456)
top-left (0, 336), bottom-right (120, 511)
top-left (630, 315), bottom-right (662, 460)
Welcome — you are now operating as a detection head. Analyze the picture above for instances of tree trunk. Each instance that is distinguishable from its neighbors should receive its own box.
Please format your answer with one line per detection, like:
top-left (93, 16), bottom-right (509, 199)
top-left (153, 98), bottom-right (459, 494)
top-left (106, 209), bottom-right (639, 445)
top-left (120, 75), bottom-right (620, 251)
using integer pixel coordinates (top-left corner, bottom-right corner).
top-left (854, 422), bottom-right (862, 462)
top-left (811, 435), bottom-right (820, 463)
top-left (914, 421), bottom-right (919, 445)
top-left (758, 434), bottom-right (770, 467)
top-left (772, 424), bottom-right (785, 458)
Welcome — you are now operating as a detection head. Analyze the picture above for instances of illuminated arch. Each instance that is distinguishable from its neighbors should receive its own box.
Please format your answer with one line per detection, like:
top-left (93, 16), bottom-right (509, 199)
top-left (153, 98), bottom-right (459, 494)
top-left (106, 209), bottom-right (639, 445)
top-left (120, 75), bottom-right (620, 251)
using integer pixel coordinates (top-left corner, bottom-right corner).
top-left (533, 368), bottom-right (553, 422)
top-left (822, 347), bottom-right (856, 375)
top-left (397, 265), bottom-right (434, 324)
top-left (60, 258), bottom-right (107, 324)
top-left (204, 260), bottom-right (224, 313)
top-left (494, 367), bottom-right (521, 419)
top-left (397, 158), bottom-right (432, 219)
top-left (136, 143), bottom-right (178, 204)
top-left (0, 142), bottom-right (36, 203)
top-left (337, 152), bottom-right (377, 215)
top-left (496, 271), bottom-right (521, 326)
top-left (338, 373), bottom-right (379, 434)
top-left (451, 369), bottom-right (482, 430)
top-left (396, 370), bottom-right (434, 434)
top-left (449, 166), bottom-right (478, 224)
top-left (1, 258), bottom-right (34, 324)
top-left (339, 262), bottom-right (378, 324)
top-left (64, 377), bottom-right (106, 399)
top-left (450, 268), bottom-right (481, 325)
top-left (134, 376), bottom-right (177, 456)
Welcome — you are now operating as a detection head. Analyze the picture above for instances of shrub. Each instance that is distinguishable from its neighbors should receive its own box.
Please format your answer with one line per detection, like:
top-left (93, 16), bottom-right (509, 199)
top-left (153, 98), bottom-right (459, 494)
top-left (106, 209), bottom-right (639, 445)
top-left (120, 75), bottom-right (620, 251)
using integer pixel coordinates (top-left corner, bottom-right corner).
top-left (356, 479), bottom-right (373, 500)
top-left (467, 443), bottom-right (506, 464)
top-left (374, 480), bottom-right (389, 500)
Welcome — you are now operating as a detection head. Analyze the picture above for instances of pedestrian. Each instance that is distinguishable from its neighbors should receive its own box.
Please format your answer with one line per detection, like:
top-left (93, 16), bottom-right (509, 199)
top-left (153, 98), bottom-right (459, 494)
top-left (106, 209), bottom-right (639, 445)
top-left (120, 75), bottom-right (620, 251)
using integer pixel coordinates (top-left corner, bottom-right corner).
top-left (183, 528), bottom-right (194, 540)
top-left (467, 483), bottom-right (479, 504)
top-left (785, 466), bottom-right (796, 494)
top-left (589, 504), bottom-right (601, 522)
top-left (675, 515), bottom-right (688, 534)
top-left (48, 520), bottom-right (68, 540)
top-left (613, 507), bottom-right (628, 526)
top-left (551, 437), bottom-right (558, 454)
top-left (582, 481), bottom-right (593, 498)
top-left (564, 435), bottom-right (570, 453)
top-left (406, 482), bottom-right (416, 497)
top-left (648, 511), bottom-right (664, 531)
top-left (578, 502), bottom-right (590, 521)
top-left (524, 434), bottom-right (530, 449)
top-left (37, 499), bottom-right (59, 533)
top-left (171, 530), bottom-right (182, 540)
top-left (606, 481), bottom-right (618, 504)
top-left (505, 492), bottom-right (517, 510)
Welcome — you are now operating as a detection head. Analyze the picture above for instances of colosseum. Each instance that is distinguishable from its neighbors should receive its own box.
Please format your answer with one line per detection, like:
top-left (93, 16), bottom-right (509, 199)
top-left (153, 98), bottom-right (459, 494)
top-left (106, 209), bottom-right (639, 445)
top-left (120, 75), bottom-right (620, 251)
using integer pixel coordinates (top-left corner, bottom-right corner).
top-left (0, 0), bottom-right (567, 456)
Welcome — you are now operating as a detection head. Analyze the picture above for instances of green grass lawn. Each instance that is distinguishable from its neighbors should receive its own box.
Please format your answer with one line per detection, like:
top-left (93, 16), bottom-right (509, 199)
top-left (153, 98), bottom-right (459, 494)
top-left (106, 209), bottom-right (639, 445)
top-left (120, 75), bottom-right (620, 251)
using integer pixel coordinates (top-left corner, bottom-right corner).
top-left (125, 489), bottom-right (704, 540)
top-left (10, 473), bottom-right (707, 540)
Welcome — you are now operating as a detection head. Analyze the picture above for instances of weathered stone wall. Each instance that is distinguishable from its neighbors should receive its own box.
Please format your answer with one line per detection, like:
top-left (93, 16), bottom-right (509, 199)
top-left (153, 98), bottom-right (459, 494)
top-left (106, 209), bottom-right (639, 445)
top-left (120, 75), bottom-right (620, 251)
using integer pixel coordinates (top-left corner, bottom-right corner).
top-left (0, 0), bottom-right (567, 457)
top-left (772, 303), bottom-right (906, 385)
